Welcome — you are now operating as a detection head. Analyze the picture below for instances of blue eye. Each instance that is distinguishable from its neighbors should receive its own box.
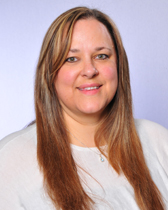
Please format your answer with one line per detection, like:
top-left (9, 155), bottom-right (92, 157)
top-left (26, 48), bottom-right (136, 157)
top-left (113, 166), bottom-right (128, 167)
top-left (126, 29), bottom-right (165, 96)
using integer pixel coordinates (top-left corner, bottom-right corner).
top-left (96, 54), bottom-right (108, 60)
top-left (66, 57), bottom-right (77, 62)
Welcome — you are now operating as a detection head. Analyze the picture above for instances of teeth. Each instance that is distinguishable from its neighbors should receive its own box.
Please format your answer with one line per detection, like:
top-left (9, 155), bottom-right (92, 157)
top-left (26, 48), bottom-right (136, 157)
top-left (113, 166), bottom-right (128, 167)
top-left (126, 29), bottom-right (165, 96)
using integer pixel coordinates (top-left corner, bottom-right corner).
top-left (84, 86), bottom-right (99, 90)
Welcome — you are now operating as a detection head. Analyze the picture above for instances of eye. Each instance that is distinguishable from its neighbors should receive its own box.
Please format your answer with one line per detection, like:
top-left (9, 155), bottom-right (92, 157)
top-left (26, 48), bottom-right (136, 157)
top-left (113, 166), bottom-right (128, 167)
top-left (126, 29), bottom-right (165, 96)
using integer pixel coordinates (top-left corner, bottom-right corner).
top-left (95, 54), bottom-right (109, 60)
top-left (65, 57), bottom-right (78, 62)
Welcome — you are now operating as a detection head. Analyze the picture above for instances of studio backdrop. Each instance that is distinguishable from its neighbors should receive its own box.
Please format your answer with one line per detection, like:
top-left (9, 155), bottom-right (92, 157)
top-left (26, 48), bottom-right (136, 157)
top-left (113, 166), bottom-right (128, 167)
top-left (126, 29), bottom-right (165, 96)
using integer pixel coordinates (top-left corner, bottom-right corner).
top-left (0, 0), bottom-right (168, 139)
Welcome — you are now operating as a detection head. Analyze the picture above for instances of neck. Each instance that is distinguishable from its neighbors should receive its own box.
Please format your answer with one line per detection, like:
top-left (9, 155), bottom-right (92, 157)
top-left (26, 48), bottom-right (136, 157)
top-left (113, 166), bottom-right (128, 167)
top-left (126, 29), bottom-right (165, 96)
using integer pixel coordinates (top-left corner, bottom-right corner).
top-left (63, 110), bottom-right (101, 147)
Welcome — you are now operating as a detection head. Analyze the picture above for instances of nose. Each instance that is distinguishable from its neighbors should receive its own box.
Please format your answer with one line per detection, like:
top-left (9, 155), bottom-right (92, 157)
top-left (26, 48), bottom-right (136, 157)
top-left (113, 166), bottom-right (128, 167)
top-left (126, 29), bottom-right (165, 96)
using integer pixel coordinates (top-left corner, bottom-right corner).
top-left (80, 60), bottom-right (98, 78)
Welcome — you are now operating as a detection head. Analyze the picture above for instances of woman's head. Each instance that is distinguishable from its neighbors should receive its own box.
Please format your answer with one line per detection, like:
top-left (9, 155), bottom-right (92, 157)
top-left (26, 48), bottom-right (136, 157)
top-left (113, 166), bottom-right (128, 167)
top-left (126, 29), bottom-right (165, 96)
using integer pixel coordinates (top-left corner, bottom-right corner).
top-left (35, 8), bottom-right (165, 210)
top-left (35, 6), bottom-right (131, 124)
top-left (55, 18), bottom-right (118, 122)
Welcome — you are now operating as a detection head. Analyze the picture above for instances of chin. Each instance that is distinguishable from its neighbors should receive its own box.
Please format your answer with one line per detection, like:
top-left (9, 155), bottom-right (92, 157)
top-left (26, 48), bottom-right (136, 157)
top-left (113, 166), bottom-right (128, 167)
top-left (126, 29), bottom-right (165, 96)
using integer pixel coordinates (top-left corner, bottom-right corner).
top-left (78, 106), bottom-right (105, 115)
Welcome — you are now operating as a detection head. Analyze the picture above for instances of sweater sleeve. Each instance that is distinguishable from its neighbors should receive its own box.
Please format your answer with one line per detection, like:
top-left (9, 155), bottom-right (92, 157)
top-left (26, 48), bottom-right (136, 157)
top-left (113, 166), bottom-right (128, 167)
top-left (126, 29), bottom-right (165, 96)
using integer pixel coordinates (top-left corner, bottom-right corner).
top-left (0, 132), bottom-right (27, 209)
top-left (0, 125), bottom-right (39, 210)
top-left (135, 119), bottom-right (168, 175)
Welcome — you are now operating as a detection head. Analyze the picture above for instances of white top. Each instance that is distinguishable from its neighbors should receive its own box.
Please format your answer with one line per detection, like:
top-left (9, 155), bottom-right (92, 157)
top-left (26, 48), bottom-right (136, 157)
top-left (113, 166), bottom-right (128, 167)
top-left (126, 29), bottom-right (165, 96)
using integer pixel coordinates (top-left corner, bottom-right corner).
top-left (0, 119), bottom-right (168, 210)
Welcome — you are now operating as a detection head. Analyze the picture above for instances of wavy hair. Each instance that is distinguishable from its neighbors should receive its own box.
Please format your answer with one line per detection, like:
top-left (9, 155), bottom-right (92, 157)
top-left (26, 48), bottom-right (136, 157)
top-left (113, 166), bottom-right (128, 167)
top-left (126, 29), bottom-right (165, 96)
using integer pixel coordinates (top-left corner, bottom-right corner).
top-left (35, 7), bottom-right (165, 210)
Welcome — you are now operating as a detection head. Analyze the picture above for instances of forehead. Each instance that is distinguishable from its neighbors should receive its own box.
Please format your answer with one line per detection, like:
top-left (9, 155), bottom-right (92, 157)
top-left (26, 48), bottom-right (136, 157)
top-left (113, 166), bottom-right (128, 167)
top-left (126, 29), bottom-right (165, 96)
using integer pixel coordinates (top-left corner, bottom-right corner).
top-left (69, 18), bottom-right (113, 48)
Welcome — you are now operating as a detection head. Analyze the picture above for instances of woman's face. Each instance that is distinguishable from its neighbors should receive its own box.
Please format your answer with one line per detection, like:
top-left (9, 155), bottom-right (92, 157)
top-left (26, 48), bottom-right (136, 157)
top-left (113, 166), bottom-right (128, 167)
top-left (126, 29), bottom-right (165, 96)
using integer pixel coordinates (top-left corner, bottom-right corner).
top-left (55, 18), bottom-right (118, 120)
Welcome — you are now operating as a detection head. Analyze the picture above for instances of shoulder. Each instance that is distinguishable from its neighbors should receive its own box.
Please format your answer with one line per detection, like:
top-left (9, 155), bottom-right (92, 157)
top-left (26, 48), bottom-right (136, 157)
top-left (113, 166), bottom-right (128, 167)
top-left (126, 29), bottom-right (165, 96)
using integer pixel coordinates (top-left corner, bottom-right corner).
top-left (134, 119), bottom-right (168, 141)
top-left (0, 123), bottom-right (38, 180)
top-left (0, 124), bottom-right (45, 209)
top-left (134, 119), bottom-right (168, 173)
top-left (0, 124), bottom-right (37, 173)
top-left (0, 123), bottom-right (37, 150)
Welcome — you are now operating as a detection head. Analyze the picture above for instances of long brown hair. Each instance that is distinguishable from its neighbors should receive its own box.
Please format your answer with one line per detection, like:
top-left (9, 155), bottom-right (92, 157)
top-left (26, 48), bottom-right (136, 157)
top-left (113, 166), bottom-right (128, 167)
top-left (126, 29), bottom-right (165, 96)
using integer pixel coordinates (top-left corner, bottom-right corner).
top-left (35, 7), bottom-right (165, 210)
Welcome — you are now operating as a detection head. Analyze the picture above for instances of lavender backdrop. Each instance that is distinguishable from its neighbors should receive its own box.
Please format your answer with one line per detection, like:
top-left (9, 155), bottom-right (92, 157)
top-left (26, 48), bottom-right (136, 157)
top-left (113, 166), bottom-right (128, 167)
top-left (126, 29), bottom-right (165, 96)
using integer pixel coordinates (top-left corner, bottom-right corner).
top-left (0, 0), bottom-right (168, 139)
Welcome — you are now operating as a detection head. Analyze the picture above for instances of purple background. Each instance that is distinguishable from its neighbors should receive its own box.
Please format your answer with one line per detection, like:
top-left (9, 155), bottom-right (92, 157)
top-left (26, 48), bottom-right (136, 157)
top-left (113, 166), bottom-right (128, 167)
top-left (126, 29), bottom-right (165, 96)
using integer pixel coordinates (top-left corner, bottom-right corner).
top-left (0, 0), bottom-right (168, 139)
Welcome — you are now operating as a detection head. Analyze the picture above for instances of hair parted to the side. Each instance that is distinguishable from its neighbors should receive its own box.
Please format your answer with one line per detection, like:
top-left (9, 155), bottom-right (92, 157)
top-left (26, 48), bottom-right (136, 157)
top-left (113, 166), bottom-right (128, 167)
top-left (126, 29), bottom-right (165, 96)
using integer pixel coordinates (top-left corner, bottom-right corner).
top-left (35, 6), bottom-right (165, 210)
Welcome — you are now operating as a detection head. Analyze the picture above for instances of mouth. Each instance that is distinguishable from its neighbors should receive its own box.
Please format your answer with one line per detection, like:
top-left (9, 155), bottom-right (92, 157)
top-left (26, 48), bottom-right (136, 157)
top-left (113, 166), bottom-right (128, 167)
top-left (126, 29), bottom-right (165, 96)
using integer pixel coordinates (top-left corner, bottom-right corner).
top-left (78, 86), bottom-right (101, 91)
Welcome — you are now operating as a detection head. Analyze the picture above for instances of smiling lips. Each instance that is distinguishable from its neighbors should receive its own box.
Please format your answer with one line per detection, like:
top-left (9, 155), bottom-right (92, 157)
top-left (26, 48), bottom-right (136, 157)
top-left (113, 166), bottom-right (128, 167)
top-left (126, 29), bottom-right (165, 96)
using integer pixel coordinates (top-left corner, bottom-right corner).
top-left (77, 84), bottom-right (102, 95)
top-left (78, 86), bottom-right (100, 90)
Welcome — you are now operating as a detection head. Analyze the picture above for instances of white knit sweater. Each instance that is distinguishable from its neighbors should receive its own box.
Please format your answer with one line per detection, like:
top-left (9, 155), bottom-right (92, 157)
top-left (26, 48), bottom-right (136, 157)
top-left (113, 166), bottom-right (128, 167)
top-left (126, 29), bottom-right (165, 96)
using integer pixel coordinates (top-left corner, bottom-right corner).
top-left (0, 119), bottom-right (168, 210)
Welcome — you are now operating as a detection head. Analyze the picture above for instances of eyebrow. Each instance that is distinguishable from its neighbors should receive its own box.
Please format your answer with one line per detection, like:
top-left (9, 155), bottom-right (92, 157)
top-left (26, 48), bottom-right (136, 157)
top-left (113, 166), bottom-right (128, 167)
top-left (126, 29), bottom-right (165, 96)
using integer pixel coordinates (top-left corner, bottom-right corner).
top-left (69, 49), bottom-right (80, 53)
top-left (95, 47), bottom-right (113, 52)
top-left (69, 46), bottom-right (113, 53)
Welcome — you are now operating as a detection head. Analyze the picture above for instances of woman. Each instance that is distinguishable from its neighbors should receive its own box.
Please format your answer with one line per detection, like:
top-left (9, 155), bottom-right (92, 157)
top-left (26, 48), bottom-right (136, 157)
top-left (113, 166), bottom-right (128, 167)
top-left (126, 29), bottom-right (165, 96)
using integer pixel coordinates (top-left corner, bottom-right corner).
top-left (0, 6), bottom-right (168, 210)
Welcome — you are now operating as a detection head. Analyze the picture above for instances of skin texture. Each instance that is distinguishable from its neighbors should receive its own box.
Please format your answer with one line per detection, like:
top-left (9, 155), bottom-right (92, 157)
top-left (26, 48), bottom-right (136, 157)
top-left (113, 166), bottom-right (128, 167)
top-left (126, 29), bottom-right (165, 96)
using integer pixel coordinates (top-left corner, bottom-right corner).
top-left (55, 19), bottom-right (118, 146)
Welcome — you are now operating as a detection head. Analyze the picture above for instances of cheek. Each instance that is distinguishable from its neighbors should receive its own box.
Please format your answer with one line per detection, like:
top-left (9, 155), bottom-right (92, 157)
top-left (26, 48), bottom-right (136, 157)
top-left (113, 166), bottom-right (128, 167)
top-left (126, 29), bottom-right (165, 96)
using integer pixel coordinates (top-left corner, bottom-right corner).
top-left (55, 68), bottom-right (78, 104)
top-left (56, 69), bottom-right (76, 87)
top-left (55, 71), bottom-right (74, 104)
top-left (102, 65), bottom-right (118, 81)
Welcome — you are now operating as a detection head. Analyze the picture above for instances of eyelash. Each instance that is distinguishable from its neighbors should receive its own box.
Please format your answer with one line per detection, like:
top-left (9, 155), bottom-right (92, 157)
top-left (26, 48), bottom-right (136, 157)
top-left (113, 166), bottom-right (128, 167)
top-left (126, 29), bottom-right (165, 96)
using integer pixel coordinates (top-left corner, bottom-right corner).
top-left (65, 57), bottom-right (77, 62)
top-left (65, 54), bottom-right (109, 63)
top-left (95, 54), bottom-right (109, 60)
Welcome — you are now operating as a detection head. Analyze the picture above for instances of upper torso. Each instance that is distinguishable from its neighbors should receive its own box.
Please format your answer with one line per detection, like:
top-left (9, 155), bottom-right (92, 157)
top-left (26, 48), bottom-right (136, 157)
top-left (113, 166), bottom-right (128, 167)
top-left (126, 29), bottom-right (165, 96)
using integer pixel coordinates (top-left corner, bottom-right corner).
top-left (0, 119), bottom-right (168, 210)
